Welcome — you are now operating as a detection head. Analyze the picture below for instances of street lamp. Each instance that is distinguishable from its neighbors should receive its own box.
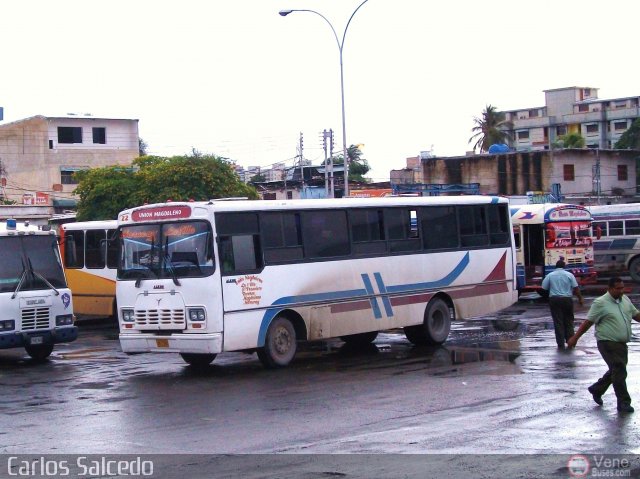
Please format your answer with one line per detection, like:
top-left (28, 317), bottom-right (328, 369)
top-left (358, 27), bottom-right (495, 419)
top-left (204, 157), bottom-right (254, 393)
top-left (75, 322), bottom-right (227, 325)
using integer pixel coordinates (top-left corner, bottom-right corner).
top-left (279, 0), bottom-right (369, 198)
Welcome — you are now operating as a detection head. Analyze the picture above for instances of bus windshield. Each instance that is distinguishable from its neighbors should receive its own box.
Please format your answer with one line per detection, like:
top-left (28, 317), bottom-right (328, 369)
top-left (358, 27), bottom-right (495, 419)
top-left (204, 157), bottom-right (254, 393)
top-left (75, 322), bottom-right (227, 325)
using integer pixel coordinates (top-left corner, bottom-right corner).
top-left (546, 221), bottom-right (592, 248)
top-left (0, 235), bottom-right (67, 293)
top-left (118, 221), bottom-right (214, 280)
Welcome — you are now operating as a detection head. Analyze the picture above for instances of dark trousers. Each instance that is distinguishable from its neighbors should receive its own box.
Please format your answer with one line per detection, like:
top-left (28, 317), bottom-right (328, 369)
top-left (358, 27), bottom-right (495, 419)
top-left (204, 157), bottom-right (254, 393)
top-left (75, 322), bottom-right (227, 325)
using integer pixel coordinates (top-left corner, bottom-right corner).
top-left (590, 341), bottom-right (631, 407)
top-left (548, 296), bottom-right (575, 347)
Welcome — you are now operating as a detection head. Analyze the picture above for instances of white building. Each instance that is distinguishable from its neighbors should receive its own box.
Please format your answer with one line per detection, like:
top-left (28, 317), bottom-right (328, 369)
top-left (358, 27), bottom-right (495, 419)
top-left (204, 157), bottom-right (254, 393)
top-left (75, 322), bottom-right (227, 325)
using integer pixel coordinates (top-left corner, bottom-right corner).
top-left (501, 86), bottom-right (640, 150)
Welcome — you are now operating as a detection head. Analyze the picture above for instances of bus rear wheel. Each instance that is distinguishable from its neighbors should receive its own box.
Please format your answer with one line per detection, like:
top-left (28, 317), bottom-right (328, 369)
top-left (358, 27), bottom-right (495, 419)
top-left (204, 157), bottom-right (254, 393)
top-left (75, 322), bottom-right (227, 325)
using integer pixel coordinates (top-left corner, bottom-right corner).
top-left (25, 344), bottom-right (54, 361)
top-left (403, 298), bottom-right (452, 346)
top-left (629, 257), bottom-right (640, 283)
top-left (257, 316), bottom-right (297, 368)
top-left (340, 331), bottom-right (378, 346)
top-left (180, 353), bottom-right (216, 367)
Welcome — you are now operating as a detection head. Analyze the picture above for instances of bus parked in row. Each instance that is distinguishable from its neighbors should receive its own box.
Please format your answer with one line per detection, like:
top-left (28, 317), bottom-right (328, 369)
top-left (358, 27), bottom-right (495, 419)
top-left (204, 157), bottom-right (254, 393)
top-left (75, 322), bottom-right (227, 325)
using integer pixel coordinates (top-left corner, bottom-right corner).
top-left (589, 203), bottom-right (640, 282)
top-left (0, 219), bottom-right (77, 360)
top-left (59, 220), bottom-right (118, 320)
top-left (510, 203), bottom-right (597, 294)
top-left (115, 196), bottom-right (518, 368)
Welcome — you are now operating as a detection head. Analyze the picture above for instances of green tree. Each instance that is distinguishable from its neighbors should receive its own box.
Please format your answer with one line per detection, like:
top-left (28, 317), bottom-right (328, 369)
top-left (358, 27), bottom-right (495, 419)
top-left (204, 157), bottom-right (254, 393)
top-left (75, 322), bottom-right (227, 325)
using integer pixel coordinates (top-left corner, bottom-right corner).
top-left (74, 153), bottom-right (258, 221)
top-left (552, 132), bottom-right (586, 149)
top-left (249, 173), bottom-right (266, 183)
top-left (134, 154), bottom-right (257, 204)
top-left (138, 137), bottom-right (148, 156)
top-left (74, 166), bottom-right (139, 221)
top-left (332, 144), bottom-right (370, 182)
top-left (614, 118), bottom-right (640, 149)
top-left (468, 105), bottom-right (513, 153)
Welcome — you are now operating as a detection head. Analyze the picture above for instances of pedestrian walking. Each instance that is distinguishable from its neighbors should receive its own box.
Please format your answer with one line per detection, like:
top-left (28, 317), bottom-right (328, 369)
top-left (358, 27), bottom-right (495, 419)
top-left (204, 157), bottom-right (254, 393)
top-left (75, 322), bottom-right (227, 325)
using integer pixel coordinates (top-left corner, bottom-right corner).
top-left (567, 277), bottom-right (640, 413)
top-left (541, 259), bottom-right (584, 349)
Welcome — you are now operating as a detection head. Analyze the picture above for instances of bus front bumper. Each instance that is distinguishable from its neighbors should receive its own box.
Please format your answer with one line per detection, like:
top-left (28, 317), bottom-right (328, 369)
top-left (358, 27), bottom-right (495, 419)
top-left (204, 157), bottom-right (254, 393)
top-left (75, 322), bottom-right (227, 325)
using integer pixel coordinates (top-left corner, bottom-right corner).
top-left (0, 326), bottom-right (78, 350)
top-left (577, 271), bottom-right (598, 286)
top-left (119, 332), bottom-right (223, 355)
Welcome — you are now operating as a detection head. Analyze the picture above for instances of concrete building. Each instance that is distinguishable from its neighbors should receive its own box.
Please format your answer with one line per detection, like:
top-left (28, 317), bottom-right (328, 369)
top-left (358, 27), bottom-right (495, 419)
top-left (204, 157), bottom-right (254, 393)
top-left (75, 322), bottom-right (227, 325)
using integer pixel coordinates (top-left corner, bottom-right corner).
top-left (501, 86), bottom-right (640, 151)
top-left (0, 114), bottom-right (139, 209)
top-left (391, 149), bottom-right (639, 202)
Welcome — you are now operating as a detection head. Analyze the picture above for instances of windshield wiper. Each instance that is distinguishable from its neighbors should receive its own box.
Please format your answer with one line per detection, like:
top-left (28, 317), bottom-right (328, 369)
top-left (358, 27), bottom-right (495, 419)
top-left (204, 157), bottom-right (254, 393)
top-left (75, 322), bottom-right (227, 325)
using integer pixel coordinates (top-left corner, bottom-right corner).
top-left (164, 237), bottom-right (181, 287)
top-left (11, 259), bottom-right (28, 299)
top-left (27, 258), bottom-right (59, 296)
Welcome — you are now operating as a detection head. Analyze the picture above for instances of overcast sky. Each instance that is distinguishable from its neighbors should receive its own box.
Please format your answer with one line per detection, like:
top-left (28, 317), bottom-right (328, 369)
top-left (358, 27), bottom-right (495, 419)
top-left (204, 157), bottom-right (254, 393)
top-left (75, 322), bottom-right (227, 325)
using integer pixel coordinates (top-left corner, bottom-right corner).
top-left (2, 0), bottom-right (639, 181)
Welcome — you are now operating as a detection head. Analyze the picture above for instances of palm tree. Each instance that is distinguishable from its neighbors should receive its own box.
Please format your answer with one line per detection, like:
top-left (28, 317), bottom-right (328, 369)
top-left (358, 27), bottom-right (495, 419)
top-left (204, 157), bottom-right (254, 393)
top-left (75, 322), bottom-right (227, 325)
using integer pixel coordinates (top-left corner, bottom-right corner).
top-left (468, 105), bottom-right (513, 153)
top-left (332, 144), bottom-right (370, 182)
top-left (552, 132), bottom-right (586, 149)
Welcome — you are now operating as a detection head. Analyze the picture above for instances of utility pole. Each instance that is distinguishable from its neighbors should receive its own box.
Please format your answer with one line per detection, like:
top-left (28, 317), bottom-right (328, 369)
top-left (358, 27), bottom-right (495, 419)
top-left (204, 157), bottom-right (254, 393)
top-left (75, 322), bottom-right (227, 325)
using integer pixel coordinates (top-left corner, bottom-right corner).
top-left (298, 132), bottom-right (305, 195)
top-left (329, 129), bottom-right (335, 198)
top-left (322, 129), bottom-right (333, 198)
top-left (596, 148), bottom-right (601, 204)
top-left (0, 158), bottom-right (6, 200)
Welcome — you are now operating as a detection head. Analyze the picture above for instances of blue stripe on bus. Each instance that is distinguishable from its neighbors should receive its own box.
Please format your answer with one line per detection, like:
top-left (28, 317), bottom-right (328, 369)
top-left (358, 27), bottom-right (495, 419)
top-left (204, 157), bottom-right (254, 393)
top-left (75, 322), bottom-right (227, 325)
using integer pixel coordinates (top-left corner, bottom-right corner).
top-left (373, 272), bottom-right (394, 317)
top-left (257, 252), bottom-right (470, 346)
top-left (594, 239), bottom-right (637, 250)
top-left (384, 252), bottom-right (469, 293)
top-left (361, 273), bottom-right (382, 319)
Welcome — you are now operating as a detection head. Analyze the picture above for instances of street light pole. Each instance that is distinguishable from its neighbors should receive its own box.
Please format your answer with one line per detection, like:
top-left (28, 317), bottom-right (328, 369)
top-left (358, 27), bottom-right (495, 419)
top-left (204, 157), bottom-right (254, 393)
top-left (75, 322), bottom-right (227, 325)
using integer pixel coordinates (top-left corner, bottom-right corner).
top-left (279, 0), bottom-right (369, 198)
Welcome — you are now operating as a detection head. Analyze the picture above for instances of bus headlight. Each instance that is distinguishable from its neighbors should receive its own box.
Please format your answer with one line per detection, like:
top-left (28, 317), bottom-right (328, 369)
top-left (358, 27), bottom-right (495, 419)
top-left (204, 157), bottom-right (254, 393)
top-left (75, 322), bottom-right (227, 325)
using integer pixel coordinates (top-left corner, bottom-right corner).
top-left (188, 308), bottom-right (206, 321)
top-left (122, 309), bottom-right (135, 322)
top-left (0, 320), bottom-right (15, 331)
top-left (55, 314), bottom-right (74, 326)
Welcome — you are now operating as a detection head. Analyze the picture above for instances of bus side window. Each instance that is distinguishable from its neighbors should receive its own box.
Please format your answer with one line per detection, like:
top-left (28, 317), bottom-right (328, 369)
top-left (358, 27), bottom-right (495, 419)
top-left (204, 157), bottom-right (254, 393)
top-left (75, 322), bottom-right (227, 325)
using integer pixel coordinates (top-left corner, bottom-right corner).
top-left (458, 205), bottom-right (489, 247)
top-left (609, 221), bottom-right (623, 236)
top-left (261, 212), bottom-right (303, 263)
top-left (626, 220), bottom-right (640, 236)
top-left (106, 229), bottom-right (119, 269)
top-left (513, 226), bottom-right (521, 249)
top-left (421, 206), bottom-right (458, 250)
top-left (86, 230), bottom-right (106, 269)
top-left (384, 208), bottom-right (421, 253)
top-left (65, 231), bottom-right (84, 268)
top-left (349, 208), bottom-right (386, 256)
top-left (488, 204), bottom-right (510, 246)
top-left (219, 235), bottom-right (262, 274)
top-left (216, 213), bottom-right (263, 275)
top-left (301, 210), bottom-right (350, 258)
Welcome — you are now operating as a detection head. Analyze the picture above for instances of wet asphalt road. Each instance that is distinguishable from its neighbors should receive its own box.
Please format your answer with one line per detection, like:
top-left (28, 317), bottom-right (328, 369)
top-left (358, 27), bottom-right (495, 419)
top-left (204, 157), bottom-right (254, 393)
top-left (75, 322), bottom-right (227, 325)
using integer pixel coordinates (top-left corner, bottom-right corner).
top-left (2, 283), bottom-right (640, 476)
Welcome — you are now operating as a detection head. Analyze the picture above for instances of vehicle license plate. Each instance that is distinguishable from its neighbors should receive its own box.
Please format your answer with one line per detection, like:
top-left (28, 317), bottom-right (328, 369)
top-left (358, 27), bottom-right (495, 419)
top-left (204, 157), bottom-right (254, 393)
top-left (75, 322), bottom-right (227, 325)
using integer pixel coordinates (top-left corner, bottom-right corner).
top-left (156, 338), bottom-right (169, 348)
top-left (30, 336), bottom-right (44, 345)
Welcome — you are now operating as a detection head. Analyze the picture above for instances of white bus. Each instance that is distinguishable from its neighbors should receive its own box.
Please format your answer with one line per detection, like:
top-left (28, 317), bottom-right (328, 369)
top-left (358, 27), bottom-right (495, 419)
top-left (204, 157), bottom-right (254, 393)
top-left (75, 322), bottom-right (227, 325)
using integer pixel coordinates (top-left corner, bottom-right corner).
top-left (589, 203), bottom-right (640, 282)
top-left (60, 220), bottom-right (118, 319)
top-left (510, 203), bottom-right (597, 294)
top-left (116, 196), bottom-right (518, 368)
top-left (0, 219), bottom-right (77, 360)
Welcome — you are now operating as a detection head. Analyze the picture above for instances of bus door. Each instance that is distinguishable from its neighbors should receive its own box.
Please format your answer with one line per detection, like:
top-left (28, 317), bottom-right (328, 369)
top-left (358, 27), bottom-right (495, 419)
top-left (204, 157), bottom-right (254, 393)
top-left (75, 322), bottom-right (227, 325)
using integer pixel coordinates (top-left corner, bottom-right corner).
top-left (522, 224), bottom-right (545, 283)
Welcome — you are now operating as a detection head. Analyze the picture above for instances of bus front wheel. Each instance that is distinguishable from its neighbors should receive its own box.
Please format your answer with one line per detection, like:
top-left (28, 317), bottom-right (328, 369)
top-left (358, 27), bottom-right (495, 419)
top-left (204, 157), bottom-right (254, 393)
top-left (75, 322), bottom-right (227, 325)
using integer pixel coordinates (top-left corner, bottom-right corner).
top-left (25, 344), bottom-right (54, 361)
top-left (257, 316), bottom-right (297, 368)
top-left (404, 298), bottom-right (452, 346)
top-left (180, 353), bottom-right (216, 367)
top-left (629, 257), bottom-right (640, 283)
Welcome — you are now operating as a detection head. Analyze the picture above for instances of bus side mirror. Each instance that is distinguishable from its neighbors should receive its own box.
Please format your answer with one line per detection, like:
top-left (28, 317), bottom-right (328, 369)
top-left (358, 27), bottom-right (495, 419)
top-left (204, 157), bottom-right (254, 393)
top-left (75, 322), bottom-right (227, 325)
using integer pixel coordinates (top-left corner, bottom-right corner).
top-left (546, 228), bottom-right (556, 242)
top-left (595, 225), bottom-right (602, 240)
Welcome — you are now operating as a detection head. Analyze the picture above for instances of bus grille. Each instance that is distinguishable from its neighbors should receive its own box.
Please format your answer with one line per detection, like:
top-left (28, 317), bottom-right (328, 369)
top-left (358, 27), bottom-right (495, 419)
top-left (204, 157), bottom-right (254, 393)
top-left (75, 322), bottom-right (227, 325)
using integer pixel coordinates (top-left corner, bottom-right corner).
top-left (135, 309), bottom-right (185, 327)
top-left (21, 308), bottom-right (51, 330)
top-left (567, 258), bottom-right (582, 265)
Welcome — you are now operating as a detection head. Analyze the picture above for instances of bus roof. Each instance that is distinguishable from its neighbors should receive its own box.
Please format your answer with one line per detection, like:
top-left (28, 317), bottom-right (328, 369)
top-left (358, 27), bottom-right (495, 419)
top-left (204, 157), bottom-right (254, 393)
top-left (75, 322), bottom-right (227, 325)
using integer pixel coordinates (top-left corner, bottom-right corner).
top-left (61, 220), bottom-right (118, 231)
top-left (0, 220), bottom-right (53, 236)
top-left (510, 203), bottom-right (592, 224)
top-left (117, 196), bottom-right (508, 223)
top-left (588, 203), bottom-right (640, 219)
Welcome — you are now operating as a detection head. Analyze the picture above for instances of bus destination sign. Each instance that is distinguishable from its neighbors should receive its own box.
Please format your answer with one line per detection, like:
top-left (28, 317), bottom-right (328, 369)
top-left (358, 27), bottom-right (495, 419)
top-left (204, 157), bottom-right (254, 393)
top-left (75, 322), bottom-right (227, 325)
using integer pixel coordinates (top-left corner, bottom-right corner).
top-left (130, 205), bottom-right (192, 222)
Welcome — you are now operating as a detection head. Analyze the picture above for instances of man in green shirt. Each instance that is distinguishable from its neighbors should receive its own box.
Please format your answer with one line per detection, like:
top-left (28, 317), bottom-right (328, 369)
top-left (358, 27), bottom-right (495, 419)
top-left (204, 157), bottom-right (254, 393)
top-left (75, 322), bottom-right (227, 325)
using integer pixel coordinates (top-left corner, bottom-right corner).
top-left (568, 277), bottom-right (640, 413)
